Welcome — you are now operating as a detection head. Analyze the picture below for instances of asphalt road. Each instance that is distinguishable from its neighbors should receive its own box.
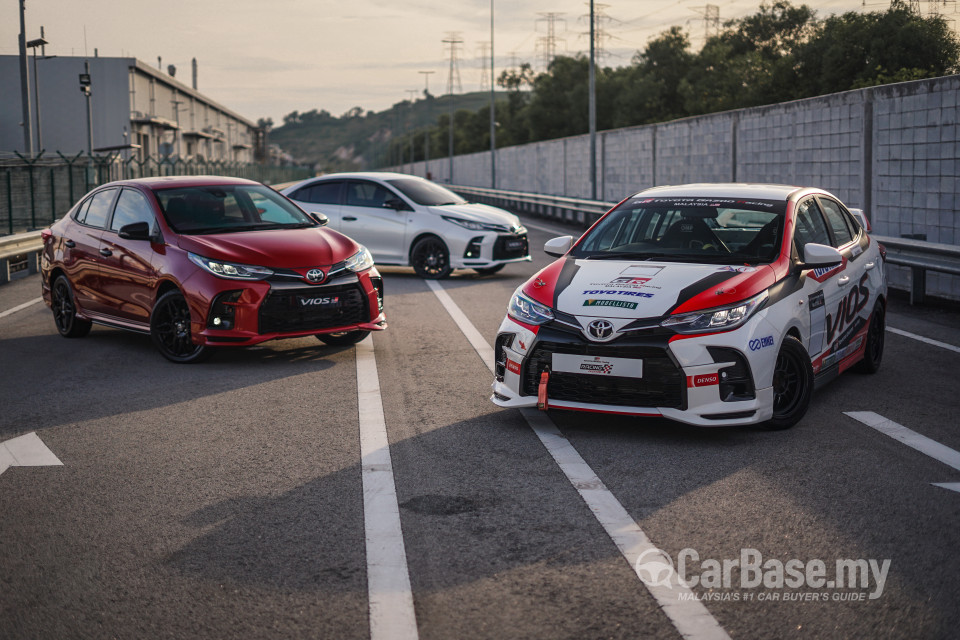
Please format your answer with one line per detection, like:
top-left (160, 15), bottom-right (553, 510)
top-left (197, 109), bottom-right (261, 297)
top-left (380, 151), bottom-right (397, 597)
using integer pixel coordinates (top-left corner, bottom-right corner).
top-left (2, 215), bottom-right (959, 639)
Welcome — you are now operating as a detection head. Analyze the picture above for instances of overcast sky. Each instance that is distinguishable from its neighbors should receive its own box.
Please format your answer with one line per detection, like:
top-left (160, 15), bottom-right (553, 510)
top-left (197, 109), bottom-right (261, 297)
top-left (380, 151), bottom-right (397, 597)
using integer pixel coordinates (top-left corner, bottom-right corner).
top-left (2, 0), bottom-right (884, 124)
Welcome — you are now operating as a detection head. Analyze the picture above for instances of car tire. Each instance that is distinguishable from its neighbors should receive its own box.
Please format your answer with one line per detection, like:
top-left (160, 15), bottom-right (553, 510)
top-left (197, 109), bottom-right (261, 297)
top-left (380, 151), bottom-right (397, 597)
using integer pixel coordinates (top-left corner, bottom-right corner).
top-left (410, 236), bottom-right (452, 279)
top-left (150, 290), bottom-right (214, 364)
top-left (316, 330), bottom-right (370, 346)
top-left (50, 275), bottom-right (92, 338)
top-left (854, 301), bottom-right (885, 374)
top-left (763, 335), bottom-right (813, 430)
top-left (473, 265), bottom-right (505, 276)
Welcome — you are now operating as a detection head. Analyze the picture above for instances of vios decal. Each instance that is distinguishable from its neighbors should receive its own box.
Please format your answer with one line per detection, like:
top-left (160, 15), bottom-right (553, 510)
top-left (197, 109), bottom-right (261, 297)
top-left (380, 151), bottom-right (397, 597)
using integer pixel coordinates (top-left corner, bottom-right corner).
top-left (749, 336), bottom-right (775, 351)
top-left (300, 296), bottom-right (339, 307)
top-left (826, 273), bottom-right (870, 343)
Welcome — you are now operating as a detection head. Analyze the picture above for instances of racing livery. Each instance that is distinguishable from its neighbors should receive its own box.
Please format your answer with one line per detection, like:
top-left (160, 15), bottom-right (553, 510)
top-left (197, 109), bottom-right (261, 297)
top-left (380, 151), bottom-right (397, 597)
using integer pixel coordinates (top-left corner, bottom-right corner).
top-left (491, 184), bottom-right (887, 429)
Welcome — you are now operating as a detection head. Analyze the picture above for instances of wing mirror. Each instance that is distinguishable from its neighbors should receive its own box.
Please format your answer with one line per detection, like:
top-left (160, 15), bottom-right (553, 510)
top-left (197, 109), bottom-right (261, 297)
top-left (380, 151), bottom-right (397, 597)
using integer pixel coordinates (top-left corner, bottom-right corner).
top-left (544, 235), bottom-right (573, 257)
top-left (118, 221), bottom-right (152, 241)
top-left (384, 197), bottom-right (410, 211)
top-left (798, 243), bottom-right (843, 269)
top-left (309, 212), bottom-right (329, 226)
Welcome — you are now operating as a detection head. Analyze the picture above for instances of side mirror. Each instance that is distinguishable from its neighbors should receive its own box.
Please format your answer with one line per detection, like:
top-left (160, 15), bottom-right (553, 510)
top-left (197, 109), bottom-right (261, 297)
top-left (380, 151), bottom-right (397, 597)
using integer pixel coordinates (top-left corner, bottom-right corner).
top-left (118, 221), bottom-right (151, 241)
top-left (384, 197), bottom-right (409, 211)
top-left (798, 242), bottom-right (842, 269)
top-left (309, 212), bottom-right (329, 227)
top-left (544, 235), bottom-right (574, 257)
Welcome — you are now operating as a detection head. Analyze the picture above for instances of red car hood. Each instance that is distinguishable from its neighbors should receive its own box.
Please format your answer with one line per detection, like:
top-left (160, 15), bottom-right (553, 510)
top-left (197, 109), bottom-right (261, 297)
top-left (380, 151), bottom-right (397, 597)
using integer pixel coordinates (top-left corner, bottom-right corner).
top-left (177, 227), bottom-right (358, 269)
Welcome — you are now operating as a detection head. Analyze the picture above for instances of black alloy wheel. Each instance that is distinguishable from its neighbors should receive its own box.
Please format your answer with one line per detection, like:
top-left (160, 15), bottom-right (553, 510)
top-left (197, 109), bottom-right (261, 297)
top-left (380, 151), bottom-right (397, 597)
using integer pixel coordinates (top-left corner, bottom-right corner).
top-left (150, 290), bottom-right (213, 363)
top-left (764, 335), bottom-right (813, 430)
top-left (411, 236), bottom-right (452, 279)
top-left (316, 330), bottom-right (371, 346)
top-left (473, 264), bottom-right (506, 276)
top-left (51, 275), bottom-right (92, 338)
top-left (854, 302), bottom-right (885, 374)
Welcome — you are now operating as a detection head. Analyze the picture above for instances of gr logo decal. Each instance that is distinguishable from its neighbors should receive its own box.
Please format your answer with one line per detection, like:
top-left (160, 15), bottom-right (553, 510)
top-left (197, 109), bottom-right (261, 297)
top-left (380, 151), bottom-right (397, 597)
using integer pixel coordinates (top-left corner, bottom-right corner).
top-left (749, 336), bottom-right (775, 351)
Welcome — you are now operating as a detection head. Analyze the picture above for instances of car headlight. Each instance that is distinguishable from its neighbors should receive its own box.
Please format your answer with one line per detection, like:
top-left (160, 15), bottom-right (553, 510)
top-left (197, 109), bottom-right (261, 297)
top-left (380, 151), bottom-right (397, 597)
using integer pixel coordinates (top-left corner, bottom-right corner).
top-left (508, 289), bottom-right (554, 325)
top-left (661, 290), bottom-right (768, 334)
top-left (345, 246), bottom-right (375, 272)
top-left (441, 215), bottom-right (510, 233)
top-left (188, 252), bottom-right (273, 280)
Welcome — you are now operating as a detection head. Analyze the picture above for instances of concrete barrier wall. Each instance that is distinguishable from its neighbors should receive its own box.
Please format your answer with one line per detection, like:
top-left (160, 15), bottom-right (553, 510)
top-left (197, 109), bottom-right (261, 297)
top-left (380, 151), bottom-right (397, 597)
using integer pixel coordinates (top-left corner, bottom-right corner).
top-left (407, 74), bottom-right (960, 300)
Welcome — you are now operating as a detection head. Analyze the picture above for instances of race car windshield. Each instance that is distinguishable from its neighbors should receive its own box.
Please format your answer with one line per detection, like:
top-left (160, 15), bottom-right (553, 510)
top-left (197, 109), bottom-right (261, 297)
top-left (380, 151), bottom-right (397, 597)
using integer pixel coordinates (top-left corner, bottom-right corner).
top-left (572, 197), bottom-right (787, 264)
top-left (386, 178), bottom-right (467, 206)
top-left (154, 185), bottom-right (317, 234)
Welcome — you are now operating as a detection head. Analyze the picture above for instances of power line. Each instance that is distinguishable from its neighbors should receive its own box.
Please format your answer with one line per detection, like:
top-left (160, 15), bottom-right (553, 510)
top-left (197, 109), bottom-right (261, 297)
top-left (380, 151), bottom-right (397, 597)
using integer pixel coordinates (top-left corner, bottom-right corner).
top-left (478, 41), bottom-right (491, 92)
top-left (442, 32), bottom-right (463, 95)
top-left (536, 12), bottom-right (566, 71)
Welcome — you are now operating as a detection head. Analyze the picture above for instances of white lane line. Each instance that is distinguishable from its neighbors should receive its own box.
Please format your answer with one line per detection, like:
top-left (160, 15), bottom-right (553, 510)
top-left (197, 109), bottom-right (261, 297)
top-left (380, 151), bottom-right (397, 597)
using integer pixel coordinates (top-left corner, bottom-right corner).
top-left (886, 326), bottom-right (960, 354)
top-left (356, 336), bottom-right (419, 640)
top-left (932, 483), bottom-right (960, 494)
top-left (426, 280), bottom-right (731, 640)
top-left (0, 297), bottom-right (43, 320)
top-left (844, 412), bottom-right (960, 473)
top-left (0, 432), bottom-right (63, 476)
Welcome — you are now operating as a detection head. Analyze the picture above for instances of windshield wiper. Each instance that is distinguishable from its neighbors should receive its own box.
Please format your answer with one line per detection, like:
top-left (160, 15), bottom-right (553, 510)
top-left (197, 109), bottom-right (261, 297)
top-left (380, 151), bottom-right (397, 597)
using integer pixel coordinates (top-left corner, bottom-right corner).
top-left (584, 252), bottom-right (669, 260)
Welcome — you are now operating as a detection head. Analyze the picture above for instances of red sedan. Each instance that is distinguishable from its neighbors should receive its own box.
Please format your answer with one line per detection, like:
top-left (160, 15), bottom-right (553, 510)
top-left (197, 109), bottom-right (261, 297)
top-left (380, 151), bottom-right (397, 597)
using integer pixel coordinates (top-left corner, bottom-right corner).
top-left (40, 176), bottom-right (386, 363)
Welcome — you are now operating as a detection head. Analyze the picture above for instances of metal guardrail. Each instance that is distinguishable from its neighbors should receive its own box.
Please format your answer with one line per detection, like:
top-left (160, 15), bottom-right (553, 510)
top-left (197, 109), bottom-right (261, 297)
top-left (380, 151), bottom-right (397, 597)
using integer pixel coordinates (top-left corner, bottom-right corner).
top-left (0, 230), bottom-right (43, 284)
top-left (451, 184), bottom-right (960, 306)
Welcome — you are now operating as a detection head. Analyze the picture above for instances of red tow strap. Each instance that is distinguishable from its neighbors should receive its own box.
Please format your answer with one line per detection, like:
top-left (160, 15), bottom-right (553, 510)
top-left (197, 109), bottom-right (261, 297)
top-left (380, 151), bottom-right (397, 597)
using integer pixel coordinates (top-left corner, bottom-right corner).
top-left (537, 370), bottom-right (550, 411)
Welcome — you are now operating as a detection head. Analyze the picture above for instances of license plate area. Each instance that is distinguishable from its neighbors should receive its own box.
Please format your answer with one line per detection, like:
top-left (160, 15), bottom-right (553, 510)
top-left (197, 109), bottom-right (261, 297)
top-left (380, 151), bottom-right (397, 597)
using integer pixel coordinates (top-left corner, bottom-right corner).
top-left (552, 353), bottom-right (643, 378)
top-left (505, 239), bottom-right (525, 251)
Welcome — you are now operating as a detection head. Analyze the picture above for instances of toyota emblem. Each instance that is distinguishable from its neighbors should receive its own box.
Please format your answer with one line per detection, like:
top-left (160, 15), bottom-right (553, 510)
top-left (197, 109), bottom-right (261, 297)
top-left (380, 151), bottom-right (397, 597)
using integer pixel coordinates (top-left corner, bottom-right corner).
top-left (306, 268), bottom-right (325, 283)
top-left (587, 319), bottom-right (615, 341)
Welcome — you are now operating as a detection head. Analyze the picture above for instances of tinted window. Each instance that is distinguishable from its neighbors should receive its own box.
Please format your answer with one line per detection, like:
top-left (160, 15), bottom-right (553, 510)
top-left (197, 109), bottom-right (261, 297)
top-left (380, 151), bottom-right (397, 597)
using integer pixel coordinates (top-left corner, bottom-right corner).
top-left (818, 198), bottom-right (854, 247)
top-left (73, 197), bottom-right (93, 223)
top-left (386, 178), bottom-right (465, 206)
top-left (154, 184), bottom-right (315, 234)
top-left (295, 182), bottom-right (342, 204)
top-left (110, 189), bottom-right (155, 232)
top-left (794, 199), bottom-right (832, 258)
top-left (80, 189), bottom-right (117, 229)
top-left (345, 181), bottom-right (393, 208)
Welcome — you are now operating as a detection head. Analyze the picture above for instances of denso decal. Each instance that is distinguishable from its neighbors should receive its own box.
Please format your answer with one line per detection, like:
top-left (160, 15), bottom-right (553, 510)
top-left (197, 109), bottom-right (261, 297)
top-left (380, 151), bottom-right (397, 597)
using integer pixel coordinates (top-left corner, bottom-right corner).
top-left (826, 273), bottom-right (870, 344)
top-left (749, 336), bottom-right (775, 351)
top-left (583, 299), bottom-right (638, 309)
top-left (688, 373), bottom-right (719, 387)
top-left (582, 289), bottom-right (654, 298)
top-left (506, 359), bottom-right (521, 374)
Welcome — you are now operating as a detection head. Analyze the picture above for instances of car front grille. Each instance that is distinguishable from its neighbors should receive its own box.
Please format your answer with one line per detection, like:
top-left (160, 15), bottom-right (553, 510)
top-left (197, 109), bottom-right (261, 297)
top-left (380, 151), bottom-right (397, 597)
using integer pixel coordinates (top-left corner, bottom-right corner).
top-left (493, 234), bottom-right (529, 260)
top-left (259, 284), bottom-right (368, 334)
top-left (521, 341), bottom-right (684, 409)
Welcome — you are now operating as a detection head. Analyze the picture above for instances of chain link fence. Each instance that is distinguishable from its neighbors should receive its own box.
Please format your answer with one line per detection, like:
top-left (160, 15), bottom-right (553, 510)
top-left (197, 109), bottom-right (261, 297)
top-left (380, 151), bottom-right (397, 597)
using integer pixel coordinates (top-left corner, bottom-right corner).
top-left (0, 152), bottom-right (313, 235)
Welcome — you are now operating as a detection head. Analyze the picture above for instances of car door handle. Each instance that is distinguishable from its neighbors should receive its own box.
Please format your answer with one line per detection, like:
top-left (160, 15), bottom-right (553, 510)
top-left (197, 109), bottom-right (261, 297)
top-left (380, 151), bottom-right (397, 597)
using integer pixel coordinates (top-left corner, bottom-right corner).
top-left (837, 275), bottom-right (850, 286)
top-left (99, 248), bottom-right (113, 257)
top-left (64, 240), bottom-right (76, 248)
top-left (864, 261), bottom-right (876, 271)
top-left (343, 216), bottom-right (357, 222)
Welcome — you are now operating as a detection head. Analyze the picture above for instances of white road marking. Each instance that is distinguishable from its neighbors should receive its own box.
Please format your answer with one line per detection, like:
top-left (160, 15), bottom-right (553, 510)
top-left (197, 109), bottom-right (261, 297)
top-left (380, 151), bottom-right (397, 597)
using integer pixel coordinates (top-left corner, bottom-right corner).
top-left (426, 280), bottom-right (731, 640)
top-left (844, 412), bottom-right (960, 473)
top-left (355, 336), bottom-right (419, 640)
top-left (0, 297), bottom-right (43, 320)
top-left (932, 483), bottom-right (960, 494)
top-left (886, 326), bottom-right (960, 354)
top-left (0, 432), bottom-right (63, 476)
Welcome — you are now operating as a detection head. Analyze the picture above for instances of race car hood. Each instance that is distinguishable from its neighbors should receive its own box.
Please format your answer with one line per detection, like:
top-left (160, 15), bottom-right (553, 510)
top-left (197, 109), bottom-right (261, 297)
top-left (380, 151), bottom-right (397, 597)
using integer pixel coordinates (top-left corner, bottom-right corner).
top-left (429, 203), bottom-right (523, 230)
top-left (527, 258), bottom-right (776, 320)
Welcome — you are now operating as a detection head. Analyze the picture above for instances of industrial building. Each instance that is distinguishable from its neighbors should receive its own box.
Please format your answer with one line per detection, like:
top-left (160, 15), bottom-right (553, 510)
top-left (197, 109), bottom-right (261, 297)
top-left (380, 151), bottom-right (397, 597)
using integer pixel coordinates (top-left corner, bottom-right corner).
top-left (0, 54), bottom-right (259, 162)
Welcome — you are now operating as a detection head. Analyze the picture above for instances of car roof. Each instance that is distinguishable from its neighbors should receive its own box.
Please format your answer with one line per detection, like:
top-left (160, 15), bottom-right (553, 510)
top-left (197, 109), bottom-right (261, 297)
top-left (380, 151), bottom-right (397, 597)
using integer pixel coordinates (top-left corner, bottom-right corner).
top-left (305, 172), bottom-right (421, 182)
top-left (104, 175), bottom-right (263, 190)
top-left (631, 183), bottom-right (816, 202)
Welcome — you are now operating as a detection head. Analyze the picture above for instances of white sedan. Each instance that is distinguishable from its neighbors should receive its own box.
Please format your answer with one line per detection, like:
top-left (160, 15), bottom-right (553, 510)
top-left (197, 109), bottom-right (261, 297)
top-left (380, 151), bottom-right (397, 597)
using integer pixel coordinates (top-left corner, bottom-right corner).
top-left (280, 172), bottom-right (530, 278)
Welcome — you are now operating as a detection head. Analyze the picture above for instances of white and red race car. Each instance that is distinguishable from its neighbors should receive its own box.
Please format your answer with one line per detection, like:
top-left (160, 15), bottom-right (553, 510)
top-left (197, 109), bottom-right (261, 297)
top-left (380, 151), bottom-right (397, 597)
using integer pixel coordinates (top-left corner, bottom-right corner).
top-left (491, 184), bottom-right (887, 429)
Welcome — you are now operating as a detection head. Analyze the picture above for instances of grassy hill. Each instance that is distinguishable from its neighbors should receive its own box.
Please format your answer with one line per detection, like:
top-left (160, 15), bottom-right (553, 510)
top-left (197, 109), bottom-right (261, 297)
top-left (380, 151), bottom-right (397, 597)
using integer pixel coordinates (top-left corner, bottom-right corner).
top-left (267, 91), bottom-right (503, 172)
